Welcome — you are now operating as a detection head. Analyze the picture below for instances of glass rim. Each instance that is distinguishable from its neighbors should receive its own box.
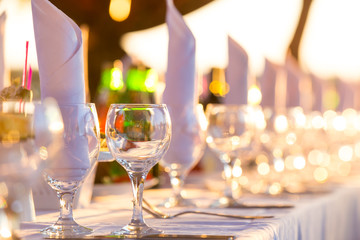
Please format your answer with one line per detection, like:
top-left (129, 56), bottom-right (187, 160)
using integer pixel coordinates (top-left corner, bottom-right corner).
top-left (206, 103), bottom-right (252, 110)
top-left (56, 102), bottom-right (96, 106)
top-left (109, 103), bottom-right (167, 108)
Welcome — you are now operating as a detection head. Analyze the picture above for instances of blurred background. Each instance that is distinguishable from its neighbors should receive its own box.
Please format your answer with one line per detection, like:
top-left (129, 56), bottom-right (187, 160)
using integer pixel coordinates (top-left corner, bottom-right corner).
top-left (49, 0), bottom-right (217, 100)
top-left (1, 0), bottom-right (360, 185)
top-left (0, 0), bottom-right (316, 103)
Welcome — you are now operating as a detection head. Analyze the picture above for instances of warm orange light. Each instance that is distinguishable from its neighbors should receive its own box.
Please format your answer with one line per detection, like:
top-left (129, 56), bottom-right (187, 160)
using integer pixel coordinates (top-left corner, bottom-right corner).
top-left (109, 0), bottom-right (131, 22)
top-left (209, 68), bottom-right (229, 96)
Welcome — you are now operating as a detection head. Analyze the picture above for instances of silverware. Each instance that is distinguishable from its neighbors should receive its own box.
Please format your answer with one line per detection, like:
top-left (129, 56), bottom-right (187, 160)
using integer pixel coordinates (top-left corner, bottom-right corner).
top-left (232, 202), bottom-right (294, 209)
top-left (79, 234), bottom-right (235, 239)
top-left (210, 196), bottom-right (294, 209)
top-left (142, 199), bottom-right (273, 220)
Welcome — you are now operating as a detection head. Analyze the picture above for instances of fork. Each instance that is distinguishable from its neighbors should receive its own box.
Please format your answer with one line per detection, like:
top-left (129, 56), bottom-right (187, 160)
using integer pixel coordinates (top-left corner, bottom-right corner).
top-left (142, 199), bottom-right (273, 220)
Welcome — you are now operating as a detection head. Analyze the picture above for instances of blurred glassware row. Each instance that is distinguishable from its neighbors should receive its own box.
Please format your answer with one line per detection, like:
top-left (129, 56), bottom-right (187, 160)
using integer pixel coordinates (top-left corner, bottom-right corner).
top-left (216, 104), bottom-right (360, 199)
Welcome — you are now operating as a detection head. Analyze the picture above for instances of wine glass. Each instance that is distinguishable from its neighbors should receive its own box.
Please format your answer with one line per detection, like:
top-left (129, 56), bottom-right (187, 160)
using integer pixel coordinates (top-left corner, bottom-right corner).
top-left (159, 104), bottom-right (208, 208)
top-left (0, 99), bottom-right (63, 239)
top-left (105, 104), bottom-right (171, 238)
top-left (41, 103), bottom-right (100, 238)
top-left (205, 104), bottom-right (254, 208)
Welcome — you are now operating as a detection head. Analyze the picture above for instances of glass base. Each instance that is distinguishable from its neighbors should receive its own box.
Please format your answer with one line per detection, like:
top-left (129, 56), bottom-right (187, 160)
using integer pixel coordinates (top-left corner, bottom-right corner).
top-left (41, 220), bottom-right (93, 238)
top-left (111, 222), bottom-right (162, 238)
top-left (210, 196), bottom-right (241, 208)
top-left (158, 195), bottom-right (197, 208)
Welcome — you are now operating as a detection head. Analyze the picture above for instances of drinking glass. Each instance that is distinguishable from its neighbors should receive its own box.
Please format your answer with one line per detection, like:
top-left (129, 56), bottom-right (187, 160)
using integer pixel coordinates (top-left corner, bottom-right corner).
top-left (41, 103), bottom-right (100, 238)
top-left (0, 99), bottom-right (63, 239)
top-left (205, 104), bottom-right (254, 208)
top-left (105, 104), bottom-right (171, 238)
top-left (159, 104), bottom-right (208, 208)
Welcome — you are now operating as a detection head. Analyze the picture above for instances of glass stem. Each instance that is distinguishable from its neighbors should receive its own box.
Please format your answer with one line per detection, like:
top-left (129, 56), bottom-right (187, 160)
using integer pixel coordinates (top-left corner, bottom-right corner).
top-left (223, 163), bottom-right (234, 199)
top-left (128, 171), bottom-right (147, 225)
top-left (170, 173), bottom-right (185, 199)
top-left (220, 153), bottom-right (234, 199)
top-left (57, 190), bottom-right (76, 223)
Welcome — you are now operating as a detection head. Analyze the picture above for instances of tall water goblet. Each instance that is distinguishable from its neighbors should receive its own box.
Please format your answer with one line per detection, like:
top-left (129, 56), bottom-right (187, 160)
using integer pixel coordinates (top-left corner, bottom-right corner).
top-left (159, 104), bottom-right (208, 208)
top-left (41, 103), bottom-right (100, 238)
top-left (0, 99), bottom-right (63, 239)
top-left (105, 104), bottom-right (171, 238)
top-left (205, 104), bottom-right (254, 208)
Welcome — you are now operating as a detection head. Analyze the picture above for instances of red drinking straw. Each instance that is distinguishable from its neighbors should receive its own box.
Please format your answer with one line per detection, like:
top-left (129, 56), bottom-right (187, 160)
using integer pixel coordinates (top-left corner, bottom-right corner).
top-left (27, 65), bottom-right (32, 90)
top-left (22, 41), bottom-right (29, 88)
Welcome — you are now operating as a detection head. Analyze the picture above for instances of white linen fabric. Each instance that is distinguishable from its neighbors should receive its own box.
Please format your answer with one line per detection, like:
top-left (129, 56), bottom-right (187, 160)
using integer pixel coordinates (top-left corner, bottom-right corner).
top-left (19, 182), bottom-right (360, 240)
top-left (0, 12), bottom-right (6, 90)
top-left (224, 36), bottom-right (248, 105)
top-left (31, 0), bottom-right (89, 175)
top-left (161, 0), bottom-right (202, 170)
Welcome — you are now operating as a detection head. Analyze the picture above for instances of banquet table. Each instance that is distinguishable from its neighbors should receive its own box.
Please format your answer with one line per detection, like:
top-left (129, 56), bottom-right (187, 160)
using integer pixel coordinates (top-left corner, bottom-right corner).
top-left (18, 173), bottom-right (360, 240)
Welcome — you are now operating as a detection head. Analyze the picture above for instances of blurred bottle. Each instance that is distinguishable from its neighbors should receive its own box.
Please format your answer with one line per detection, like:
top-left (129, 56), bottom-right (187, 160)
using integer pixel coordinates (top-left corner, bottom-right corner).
top-left (95, 60), bottom-right (125, 134)
top-left (125, 63), bottom-right (158, 104)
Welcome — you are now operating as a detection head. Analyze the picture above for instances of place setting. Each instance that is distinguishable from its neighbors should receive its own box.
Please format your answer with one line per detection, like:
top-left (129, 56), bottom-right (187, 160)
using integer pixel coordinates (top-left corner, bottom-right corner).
top-left (2, 0), bottom-right (360, 239)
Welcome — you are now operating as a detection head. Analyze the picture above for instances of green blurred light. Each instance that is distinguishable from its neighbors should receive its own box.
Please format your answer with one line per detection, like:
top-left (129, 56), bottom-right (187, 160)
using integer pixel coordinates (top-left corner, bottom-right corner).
top-left (100, 67), bottom-right (124, 91)
top-left (110, 68), bottom-right (124, 90)
top-left (144, 69), bottom-right (158, 92)
top-left (126, 68), bottom-right (158, 92)
top-left (100, 69), bottom-right (111, 88)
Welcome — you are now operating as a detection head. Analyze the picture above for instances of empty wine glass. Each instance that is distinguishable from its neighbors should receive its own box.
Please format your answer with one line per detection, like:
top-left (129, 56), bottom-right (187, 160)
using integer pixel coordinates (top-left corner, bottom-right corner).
top-left (105, 104), bottom-right (171, 238)
top-left (159, 104), bottom-right (208, 208)
top-left (205, 104), bottom-right (254, 208)
top-left (41, 103), bottom-right (100, 238)
top-left (0, 99), bottom-right (63, 239)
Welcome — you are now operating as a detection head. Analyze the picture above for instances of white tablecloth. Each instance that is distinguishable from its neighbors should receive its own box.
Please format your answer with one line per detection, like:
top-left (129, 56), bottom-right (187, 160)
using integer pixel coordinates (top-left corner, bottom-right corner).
top-left (18, 175), bottom-right (360, 240)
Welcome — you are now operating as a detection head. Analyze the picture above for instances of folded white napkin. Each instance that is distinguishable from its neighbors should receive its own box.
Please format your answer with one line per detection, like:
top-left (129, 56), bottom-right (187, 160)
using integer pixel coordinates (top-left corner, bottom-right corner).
top-left (337, 78), bottom-right (354, 111)
top-left (224, 36), bottom-right (248, 105)
top-left (259, 59), bottom-right (278, 109)
top-left (161, 0), bottom-right (203, 171)
top-left (285, 54), bottom-right (301, 108)
top-left (32, 0), bottom-right (85, 104)
top-left (32, 0), bottom-right (90, 178)
top-left (44, 105), bottom-right (92, 181)
top-left (0, 12), bottom-right (6, 90)
top-left (163, 0), bottom-right (196, 108)
top-left (310, 73), bottom-right (323, 112)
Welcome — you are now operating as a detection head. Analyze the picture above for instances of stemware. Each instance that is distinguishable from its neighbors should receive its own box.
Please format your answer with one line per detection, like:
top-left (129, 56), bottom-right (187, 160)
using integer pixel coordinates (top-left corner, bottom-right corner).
top-left (41, 103), bottom-right (100, 238)
top-left (205, 104), bottom-right (254, 208)
top-left (159, 104), bottom-right (208, 208)
top-left (258, 107), bottom-right (307, 194)
top-left (0, 99), bottom-right (63, 239)
top-left (105, 104), bottom-right (171, 238)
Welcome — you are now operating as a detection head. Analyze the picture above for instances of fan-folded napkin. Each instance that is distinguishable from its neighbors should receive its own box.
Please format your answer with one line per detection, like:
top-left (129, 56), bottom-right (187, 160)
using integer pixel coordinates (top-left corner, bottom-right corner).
top-left (161, 0), bottom-right (203, 170)
top-left (32, 0), bottom-right (89, 177)
top-left (259, 59), bottom-right (278, 109)
top-left (310, 73), bottom-right (323, 112)
top-left (285, 54), bottom-right (301, 108)
top-left (0, 12), bottom-right (6, 90)
top-left (224, 36), bottom-right (248, 105)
